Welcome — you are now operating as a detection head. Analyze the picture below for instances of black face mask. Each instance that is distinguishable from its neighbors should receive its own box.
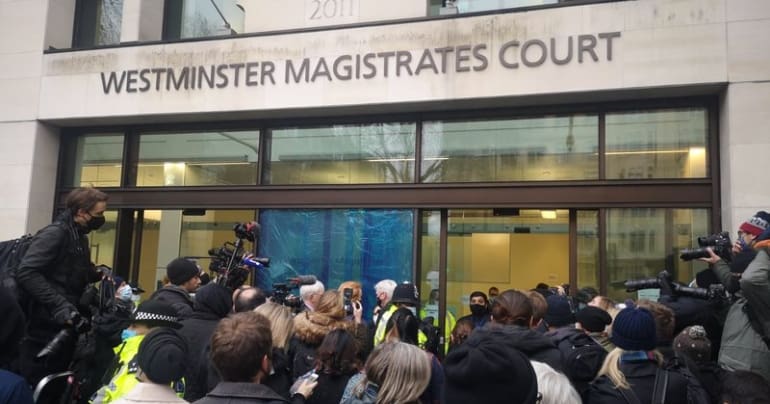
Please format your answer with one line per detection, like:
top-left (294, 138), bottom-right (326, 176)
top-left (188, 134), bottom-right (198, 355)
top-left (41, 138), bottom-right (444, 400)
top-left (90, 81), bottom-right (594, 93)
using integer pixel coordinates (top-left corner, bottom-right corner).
top-left (470, 304), bottom-right (486, 316)
top-left (86, 215), bottom-right (106, 231)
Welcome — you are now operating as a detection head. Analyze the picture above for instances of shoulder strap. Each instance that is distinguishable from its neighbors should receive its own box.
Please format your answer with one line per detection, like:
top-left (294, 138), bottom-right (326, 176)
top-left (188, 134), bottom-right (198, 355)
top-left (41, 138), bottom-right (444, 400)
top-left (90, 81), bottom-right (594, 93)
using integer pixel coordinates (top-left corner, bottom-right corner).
top-left (651, 368), bottom-right (669, 404)
top-left (618, 386), bottom-right (642, 404)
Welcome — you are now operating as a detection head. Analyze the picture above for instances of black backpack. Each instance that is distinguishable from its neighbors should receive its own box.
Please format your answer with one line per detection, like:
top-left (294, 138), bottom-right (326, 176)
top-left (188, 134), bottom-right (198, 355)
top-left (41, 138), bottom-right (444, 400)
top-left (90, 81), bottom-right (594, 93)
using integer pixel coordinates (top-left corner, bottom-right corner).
top-left (0, 234), bottom-right (34, 303)
top-left (553, 329), bottom-right (607, 387)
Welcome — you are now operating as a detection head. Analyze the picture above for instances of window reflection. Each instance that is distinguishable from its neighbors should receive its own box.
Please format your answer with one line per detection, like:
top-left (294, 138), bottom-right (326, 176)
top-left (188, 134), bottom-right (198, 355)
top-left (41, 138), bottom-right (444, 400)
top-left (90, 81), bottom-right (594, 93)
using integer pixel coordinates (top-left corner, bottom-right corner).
top-left (577, 210), bottom-right (599, 292)
top-left (606, 108), bottom-right (708, 179)
top-left (456, 0), bottom-right (558, 12)
top-left (63, 134), bottom-right (124, 187)
top-left (74, 0), bottom-right (124, 47)
top-left (267, 123), bottom-right (416, 184)
top-left (164, 0), bottom-right (244, 40)
top-left (136, 130), bottom-right (259, 186)
top-left (605, 208), bottom-right (710, 301)
top-left (422, 115), bottom-right (598, 182)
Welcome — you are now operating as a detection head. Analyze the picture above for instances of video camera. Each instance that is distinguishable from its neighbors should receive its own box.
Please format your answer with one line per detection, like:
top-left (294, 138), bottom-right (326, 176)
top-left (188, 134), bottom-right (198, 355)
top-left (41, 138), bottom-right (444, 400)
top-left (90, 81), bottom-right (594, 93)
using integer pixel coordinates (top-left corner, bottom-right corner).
top-left (271, 275), bottom-right (318, 310)
top-left (680, 231), bottom-right (732, 262)
top-left (624, 270), bottom-right (728, 302)
top-left (207, 222), bottom-right (270, 291)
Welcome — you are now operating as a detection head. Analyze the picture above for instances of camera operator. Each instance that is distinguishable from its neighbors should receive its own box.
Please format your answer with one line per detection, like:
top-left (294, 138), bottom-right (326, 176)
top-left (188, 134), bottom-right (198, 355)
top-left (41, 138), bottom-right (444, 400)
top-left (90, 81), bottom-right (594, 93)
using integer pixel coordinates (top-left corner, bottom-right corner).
top-left (701, 211), bottom-right (770, 382)
top-left (15, 187), bottom-right (108, 386)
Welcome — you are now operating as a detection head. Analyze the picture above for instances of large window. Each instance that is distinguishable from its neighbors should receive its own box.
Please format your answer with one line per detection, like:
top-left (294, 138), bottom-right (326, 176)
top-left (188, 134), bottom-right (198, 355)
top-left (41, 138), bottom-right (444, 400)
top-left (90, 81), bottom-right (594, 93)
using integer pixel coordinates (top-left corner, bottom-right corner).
top-left (136, 130), bottom-right (259, 186)
top-left (606, 208), bottom-right (710, 300)
top-left (266, 123), bottom-right (417, 185)
top-left (422, 115), bottom-right (599, 182)
top-left (606, 108), bottom-right (708, 179)
top-left (441, 208), bottom-right (570, 319)
top-left (73, 0), bottom-right (124, 48)
top-left (62, 133), bottom-right (124, 187)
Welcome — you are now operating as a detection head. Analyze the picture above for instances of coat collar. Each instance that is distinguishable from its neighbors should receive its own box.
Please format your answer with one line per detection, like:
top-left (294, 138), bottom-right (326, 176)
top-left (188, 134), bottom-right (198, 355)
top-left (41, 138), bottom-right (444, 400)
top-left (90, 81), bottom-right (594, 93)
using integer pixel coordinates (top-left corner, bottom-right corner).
top-left (206, 382), bottom-right (289, 402)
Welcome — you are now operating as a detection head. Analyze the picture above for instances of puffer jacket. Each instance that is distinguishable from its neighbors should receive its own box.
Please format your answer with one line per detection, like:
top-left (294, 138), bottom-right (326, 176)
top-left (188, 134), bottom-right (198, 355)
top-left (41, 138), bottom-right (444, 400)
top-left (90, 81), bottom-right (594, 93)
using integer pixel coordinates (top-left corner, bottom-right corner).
top-left (712, 241), bottom-right (770, 381)
top-left (16, 210), bottom-right (100, 339)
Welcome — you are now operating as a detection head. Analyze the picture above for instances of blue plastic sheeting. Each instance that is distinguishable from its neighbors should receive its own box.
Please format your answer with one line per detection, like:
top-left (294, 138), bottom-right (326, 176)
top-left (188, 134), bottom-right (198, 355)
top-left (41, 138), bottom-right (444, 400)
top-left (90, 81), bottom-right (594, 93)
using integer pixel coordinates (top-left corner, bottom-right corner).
top-left (256, 209), bottom-right (414, 320)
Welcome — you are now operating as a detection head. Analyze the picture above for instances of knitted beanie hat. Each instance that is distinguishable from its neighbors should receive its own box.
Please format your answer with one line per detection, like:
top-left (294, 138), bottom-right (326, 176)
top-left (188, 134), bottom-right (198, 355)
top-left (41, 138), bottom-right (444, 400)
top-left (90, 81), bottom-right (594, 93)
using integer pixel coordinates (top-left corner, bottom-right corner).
top-left (544, 295), bottom-right (575, 327)
top-left (166, 257), bottom-right (199, 286)
top-left (673, 325), bottom-right (712, 363)
top-left (610, 301), bottom-right (657, 351)
top-left (739, 211), bottom-right (770, 237)
top-left (137, 327), bottom-right (188, 384)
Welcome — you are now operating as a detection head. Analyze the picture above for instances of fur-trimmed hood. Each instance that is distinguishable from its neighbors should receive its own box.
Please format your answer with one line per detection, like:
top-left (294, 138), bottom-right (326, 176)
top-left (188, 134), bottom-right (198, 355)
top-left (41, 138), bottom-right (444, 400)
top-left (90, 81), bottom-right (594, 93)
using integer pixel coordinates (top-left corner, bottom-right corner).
top-left (292, 310), bottom-right (351, 345)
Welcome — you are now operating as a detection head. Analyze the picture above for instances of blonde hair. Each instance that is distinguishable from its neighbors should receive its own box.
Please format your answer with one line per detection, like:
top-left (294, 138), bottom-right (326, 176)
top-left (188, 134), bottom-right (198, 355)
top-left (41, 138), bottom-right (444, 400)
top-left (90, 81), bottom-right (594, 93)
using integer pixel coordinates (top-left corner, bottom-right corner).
top-left (530, 361), bottom-right (581, 404)
top-left (354, 341), bottom-right (431, 404)
top-left (595, 347), bottom-right (663, 390)
top-left (254, 302), bottom-right (294, 349)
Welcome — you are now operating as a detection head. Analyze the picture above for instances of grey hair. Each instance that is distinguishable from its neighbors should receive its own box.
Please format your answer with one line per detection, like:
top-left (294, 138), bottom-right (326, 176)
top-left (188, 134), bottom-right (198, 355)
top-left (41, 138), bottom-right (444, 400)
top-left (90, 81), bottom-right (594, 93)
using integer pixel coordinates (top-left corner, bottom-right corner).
top-left (374, 279), bottom-right (397, 301)
top-left (299, 280), bottom-right (325, 301)
top-left (530, 361), bottom-right (581, 404)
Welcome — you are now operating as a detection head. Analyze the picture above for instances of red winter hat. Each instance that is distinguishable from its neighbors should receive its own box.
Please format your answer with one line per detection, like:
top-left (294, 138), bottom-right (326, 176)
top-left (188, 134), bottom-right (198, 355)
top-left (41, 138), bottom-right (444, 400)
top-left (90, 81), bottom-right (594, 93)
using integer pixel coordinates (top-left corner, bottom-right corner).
top-left (739, 211), bottom-right (770, 237)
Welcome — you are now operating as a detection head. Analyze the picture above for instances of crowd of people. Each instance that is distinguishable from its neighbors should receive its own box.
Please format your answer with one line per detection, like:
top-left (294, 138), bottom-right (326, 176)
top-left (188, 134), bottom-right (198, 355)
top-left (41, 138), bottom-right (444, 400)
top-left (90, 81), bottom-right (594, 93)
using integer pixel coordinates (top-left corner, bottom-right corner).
top-left (1, 187), bottom-right (769, 404)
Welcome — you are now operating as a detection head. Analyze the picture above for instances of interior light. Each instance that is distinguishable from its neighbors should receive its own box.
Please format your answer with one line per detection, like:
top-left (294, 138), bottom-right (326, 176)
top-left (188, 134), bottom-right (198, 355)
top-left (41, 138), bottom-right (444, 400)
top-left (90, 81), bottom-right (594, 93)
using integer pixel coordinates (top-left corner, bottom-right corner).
top-left (541, 210), bottom-right (557, 219)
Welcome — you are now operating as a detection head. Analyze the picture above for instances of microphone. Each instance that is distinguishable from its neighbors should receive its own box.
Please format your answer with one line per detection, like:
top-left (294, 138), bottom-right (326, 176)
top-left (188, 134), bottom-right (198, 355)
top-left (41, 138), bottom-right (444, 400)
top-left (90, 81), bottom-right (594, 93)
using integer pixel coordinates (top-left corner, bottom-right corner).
top-left (290, 275), bottom-right (318, 286)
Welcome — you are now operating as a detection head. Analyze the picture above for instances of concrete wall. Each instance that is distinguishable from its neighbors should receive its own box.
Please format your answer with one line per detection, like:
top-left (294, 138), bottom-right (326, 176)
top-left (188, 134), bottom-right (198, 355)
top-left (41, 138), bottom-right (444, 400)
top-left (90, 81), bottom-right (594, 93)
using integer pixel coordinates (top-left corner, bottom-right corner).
top-left (39, 0), bottom-right (730, 122)
top-left (0, 0), bottom-right (59, 239)
top-left (719, 0), bottom-right (770, 232)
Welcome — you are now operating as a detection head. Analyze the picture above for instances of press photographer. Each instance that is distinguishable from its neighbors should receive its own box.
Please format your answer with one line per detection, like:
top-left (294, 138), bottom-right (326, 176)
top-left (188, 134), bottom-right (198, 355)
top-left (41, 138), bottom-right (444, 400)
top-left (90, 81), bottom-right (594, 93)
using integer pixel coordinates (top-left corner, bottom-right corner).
top-left (700, 211), bottom-right (770, 382)
top-left (14, 187), bottom-right (109, 386)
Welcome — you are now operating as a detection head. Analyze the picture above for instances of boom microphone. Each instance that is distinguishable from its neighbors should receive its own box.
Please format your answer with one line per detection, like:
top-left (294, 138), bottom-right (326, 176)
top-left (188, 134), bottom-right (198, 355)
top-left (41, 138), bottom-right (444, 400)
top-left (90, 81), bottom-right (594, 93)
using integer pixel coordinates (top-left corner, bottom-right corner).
top-left (290, 275), bottom-right (318, 286)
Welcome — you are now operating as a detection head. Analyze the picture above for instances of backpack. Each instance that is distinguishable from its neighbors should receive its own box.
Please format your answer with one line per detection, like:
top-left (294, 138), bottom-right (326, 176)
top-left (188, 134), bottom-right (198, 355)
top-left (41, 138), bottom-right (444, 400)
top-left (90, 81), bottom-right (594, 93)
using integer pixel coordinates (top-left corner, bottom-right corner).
top-left (553, 330), bottom-right (607, 387)
top-left (0, 234), bottom-right (34, 303)
top-left (419, 317), bottom-right (441, 356)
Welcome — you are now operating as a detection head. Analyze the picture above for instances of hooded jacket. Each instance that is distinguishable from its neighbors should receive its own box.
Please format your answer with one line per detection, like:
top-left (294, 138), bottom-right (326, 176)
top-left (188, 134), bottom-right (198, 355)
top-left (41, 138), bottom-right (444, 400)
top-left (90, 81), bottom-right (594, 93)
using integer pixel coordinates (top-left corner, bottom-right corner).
top-left (443, 325), bottom-right (539, 404)
top-left (493, 324), bottom-right (564, 372)
top-left (711, 239), bottom-right (770, 381)
top-left (180, 283), bottom-right (233, 402)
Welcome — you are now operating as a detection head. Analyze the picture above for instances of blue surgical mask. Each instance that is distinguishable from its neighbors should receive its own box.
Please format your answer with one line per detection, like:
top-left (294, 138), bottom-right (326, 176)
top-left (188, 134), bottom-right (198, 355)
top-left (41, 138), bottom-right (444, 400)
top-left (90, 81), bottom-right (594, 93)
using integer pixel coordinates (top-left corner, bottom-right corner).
top-left (121, 329), bottom-right (137, 340)
top-left (117, 286), bottom-right (132, 302)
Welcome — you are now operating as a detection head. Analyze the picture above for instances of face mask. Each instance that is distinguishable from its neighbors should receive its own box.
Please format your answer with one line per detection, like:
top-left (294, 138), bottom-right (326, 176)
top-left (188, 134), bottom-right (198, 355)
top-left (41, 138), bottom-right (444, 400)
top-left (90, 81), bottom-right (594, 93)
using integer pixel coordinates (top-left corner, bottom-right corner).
top-left (117, 286), bottom-right (132, 302)
top-left (121, 329), bottom-right (137, 340)
top-left (407, 306), bottom-right (417, 316)
top-left (86, 215), bottom-right (106, 231)
top-left (131, 294), bottom-right (141, 305)
top-left (470, 304), bottom-right (486, 316)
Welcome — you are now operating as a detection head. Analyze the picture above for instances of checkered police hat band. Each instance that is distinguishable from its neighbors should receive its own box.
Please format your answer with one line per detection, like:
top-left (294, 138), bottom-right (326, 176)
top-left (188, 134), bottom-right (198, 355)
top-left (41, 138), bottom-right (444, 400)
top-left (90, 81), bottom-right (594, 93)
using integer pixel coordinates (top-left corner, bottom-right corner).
top-left (134, 311), bottom-right (178, 323)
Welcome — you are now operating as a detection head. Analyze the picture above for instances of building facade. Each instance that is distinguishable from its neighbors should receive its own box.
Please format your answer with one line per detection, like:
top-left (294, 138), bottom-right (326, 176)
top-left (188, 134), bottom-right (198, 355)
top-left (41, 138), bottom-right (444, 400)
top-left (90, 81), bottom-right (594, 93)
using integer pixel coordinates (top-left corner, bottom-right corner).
top-left (1, 0), bottom-right (769, 328)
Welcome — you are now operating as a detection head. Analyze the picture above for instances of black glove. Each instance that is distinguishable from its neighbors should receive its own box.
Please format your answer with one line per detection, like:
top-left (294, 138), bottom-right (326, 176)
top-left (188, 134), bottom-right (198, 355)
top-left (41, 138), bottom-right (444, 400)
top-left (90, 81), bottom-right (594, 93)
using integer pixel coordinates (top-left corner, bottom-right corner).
top-left (51, 303), bottom-right (79, 326)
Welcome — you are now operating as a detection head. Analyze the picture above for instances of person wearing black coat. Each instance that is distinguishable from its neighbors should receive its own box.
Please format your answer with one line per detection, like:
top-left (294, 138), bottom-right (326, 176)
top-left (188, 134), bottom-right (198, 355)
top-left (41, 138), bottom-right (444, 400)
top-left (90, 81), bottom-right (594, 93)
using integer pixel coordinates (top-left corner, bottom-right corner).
top-left (15, 187), bottom-right (108, 386)
top-left (179, 283), bottom-right (233, 402)
top-left (485, 290), bottom-right (564, 372)
top-left (149, 257), bottom-right (201, 319)
top-left (586, 303), bottom-right (690, 404)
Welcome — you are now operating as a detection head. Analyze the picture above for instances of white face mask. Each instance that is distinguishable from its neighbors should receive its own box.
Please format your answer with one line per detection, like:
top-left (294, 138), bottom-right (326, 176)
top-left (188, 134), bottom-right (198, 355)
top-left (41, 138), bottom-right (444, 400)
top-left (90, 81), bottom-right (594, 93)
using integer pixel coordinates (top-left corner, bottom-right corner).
top-left (407, 306), bottom-right (417, 317)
